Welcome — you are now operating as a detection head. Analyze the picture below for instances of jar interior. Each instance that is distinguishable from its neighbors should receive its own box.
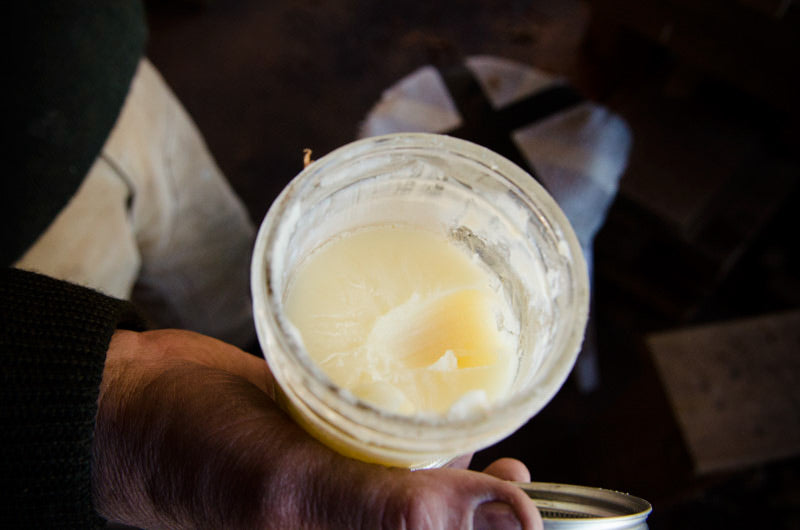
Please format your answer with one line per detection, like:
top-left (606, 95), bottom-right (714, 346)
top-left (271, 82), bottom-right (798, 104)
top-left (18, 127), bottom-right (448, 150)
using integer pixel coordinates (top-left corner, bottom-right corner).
top-left (269, 148), bottom-right (566, 410)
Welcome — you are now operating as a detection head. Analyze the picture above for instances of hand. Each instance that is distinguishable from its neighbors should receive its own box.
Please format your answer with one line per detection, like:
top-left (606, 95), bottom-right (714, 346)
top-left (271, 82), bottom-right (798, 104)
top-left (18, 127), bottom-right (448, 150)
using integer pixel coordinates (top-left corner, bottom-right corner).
top-left (93, 329), bottom-right (543, 529)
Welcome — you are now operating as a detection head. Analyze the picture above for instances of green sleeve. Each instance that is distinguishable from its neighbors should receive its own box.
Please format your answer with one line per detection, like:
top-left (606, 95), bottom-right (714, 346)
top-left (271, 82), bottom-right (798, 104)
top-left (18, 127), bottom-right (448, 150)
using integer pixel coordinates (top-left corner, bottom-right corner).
top-left (0, 268), bottom-right (146, 528)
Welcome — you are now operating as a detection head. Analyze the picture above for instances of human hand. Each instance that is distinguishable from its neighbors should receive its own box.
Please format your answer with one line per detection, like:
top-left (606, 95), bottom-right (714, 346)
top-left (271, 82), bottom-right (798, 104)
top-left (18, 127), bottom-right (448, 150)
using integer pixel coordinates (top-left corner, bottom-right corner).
top-left (93, 329), bottom-right (542, 529)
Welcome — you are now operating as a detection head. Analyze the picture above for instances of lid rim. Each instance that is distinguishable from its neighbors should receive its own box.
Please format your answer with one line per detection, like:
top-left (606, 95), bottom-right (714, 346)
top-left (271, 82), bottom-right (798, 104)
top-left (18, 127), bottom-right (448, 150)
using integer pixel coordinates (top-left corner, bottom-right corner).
top-left (513, 481), bottom-right (652, 526)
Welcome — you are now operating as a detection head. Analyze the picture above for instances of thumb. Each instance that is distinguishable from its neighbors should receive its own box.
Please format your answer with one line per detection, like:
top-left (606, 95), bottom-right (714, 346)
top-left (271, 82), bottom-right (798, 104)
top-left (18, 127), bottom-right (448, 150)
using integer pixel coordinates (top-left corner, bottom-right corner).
top-left (482, 457), bottom-right (532, 482)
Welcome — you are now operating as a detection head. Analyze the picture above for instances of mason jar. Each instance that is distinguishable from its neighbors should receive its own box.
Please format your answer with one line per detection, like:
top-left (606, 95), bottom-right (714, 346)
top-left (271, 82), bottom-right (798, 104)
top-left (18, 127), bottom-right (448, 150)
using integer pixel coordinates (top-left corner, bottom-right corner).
top-left (251, 132), bottom-right (589, 469)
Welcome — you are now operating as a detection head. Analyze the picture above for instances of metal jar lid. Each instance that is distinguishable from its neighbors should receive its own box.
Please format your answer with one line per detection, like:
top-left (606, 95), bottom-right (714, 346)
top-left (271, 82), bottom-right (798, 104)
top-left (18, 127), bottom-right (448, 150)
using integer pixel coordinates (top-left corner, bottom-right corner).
top-left (514, 482), bottom-right (652, 529)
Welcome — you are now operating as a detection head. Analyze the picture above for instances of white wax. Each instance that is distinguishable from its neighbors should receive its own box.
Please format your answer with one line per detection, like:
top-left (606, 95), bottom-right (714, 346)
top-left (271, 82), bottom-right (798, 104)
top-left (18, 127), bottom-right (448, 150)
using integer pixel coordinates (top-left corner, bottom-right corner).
top-left (284, 225), bottom-right (518, 417)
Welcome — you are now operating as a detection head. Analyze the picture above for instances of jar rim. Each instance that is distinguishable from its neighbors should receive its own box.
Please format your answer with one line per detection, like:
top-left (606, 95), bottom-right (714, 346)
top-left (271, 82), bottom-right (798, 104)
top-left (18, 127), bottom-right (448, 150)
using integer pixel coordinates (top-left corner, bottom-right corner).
top-left (251, 133), bottom-right (589, 456)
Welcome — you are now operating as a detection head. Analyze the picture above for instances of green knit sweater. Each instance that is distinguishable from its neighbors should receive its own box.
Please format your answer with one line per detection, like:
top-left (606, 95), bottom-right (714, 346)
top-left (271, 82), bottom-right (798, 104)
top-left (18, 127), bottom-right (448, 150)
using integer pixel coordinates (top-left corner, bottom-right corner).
top-left (0, 268), bottom-right (146, 528)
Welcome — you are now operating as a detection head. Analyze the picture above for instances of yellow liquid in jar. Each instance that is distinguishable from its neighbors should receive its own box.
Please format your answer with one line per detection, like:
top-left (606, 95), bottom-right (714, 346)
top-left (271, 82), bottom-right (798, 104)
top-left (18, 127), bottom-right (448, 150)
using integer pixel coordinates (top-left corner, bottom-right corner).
top-left (284, 225), bottom-right (518, 418)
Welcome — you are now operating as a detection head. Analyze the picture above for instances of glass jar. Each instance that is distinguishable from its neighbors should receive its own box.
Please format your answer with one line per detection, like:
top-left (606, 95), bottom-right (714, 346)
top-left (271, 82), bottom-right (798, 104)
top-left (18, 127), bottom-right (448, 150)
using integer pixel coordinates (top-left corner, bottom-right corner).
top-left (251, 133), bottom-right (589, 468)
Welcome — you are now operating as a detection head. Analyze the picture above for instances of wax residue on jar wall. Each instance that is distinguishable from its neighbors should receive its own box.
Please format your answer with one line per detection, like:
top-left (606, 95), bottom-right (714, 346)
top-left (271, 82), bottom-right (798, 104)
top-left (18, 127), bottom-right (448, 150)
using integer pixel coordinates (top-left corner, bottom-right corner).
top-left (284, 225), bottom-right (519, 418)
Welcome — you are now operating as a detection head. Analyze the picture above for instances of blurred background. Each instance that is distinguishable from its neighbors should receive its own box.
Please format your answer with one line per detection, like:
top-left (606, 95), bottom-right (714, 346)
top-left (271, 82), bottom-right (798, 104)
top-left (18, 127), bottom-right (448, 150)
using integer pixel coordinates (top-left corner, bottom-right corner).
top-left (145, 1), bottom-right (799, 527)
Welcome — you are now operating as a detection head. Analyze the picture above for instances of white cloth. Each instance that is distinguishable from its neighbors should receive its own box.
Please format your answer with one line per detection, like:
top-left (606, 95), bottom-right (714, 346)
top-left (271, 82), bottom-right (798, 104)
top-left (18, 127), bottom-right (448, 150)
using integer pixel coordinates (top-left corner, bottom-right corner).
top-left (359, 55), bottom-right (632, 281)
top-left (359, 56), bottom-right (633, 391)
top-left (15, 59), bottom-right (256, 348)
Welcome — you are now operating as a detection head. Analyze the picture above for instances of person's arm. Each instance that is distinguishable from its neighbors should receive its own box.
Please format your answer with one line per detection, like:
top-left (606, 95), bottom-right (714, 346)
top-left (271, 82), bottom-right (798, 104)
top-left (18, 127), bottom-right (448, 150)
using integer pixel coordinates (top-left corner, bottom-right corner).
top-left (94, 329), bottom-right (542, 529)
top-left (1, 268), bottom-right (542, 529)
top-left (0, 268), bottom-right (145, 528)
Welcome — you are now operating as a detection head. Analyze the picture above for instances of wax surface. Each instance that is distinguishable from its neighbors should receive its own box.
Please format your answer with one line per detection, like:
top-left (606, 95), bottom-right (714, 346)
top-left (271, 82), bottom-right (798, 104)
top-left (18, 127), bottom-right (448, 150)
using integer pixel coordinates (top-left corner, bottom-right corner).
top-left (284, 225), bottom-right (518, 416)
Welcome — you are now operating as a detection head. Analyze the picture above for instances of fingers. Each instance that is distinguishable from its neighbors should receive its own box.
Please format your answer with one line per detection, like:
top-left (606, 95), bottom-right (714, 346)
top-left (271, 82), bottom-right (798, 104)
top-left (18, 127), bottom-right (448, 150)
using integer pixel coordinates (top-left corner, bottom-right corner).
top-left (474, 501), bottom-right (526, 530)
top-left (302, 459), bottom-right (543, 530)
top-left (401, 466), bottom-right (542, 530)
top-left (483, 457), bottom-right (532, 482)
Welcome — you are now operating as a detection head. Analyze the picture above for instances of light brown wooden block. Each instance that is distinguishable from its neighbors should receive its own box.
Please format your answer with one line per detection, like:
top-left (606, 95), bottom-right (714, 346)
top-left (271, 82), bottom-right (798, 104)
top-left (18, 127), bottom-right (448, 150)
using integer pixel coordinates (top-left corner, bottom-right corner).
top-left (648, 310), bottom-right (800, 475)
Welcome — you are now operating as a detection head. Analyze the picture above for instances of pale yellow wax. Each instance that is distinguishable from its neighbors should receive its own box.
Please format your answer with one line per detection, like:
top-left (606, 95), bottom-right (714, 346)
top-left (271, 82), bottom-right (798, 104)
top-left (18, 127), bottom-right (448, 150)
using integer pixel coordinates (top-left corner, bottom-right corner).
top-left (284, 225), bottom-right (518, 417)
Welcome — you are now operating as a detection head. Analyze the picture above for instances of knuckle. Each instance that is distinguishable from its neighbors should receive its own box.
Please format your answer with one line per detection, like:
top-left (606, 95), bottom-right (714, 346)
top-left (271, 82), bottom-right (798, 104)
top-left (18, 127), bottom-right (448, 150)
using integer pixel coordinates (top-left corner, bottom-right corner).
top-left (379, 480), bottom-right (444, 530)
